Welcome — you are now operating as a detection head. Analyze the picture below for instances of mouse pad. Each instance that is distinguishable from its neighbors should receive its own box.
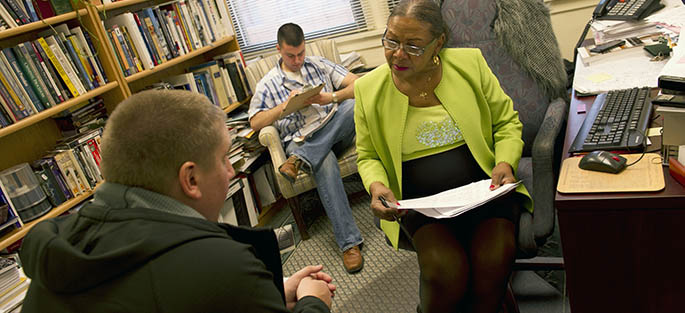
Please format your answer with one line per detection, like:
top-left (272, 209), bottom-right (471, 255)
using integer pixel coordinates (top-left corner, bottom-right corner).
top-left (557, 153), bottom-right (665, 193)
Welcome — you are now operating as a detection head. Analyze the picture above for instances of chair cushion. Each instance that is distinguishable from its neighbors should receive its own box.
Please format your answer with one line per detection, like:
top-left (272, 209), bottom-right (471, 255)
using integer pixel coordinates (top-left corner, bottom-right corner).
top-left (441, 0), bottom-right (550, 157)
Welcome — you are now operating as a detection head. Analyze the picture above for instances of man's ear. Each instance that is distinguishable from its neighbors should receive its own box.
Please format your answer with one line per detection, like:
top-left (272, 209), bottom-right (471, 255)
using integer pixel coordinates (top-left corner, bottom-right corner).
top-left (178, 161), bottom-right (202, 200)
top-left (276, 43), bottom-right (281, 53)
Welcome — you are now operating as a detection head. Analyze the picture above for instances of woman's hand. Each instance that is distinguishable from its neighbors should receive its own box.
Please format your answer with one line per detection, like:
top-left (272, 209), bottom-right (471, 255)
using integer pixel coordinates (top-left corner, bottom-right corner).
top-left (369, 182), bottom-right (405, 221)
top-left (490, 162), bottom-right (516, 190)
top-left (284, 265), bottom-right (336, 310)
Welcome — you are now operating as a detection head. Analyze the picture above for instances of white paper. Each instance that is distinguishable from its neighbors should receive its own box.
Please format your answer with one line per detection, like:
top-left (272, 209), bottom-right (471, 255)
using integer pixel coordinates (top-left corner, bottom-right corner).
top-left (398, 179), bottom-right (520, 219)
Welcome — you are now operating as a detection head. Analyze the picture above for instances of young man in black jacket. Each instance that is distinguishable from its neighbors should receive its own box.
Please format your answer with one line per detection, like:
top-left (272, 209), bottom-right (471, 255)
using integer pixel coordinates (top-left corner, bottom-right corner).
top-left (20, 90), bottom-right (335, 312)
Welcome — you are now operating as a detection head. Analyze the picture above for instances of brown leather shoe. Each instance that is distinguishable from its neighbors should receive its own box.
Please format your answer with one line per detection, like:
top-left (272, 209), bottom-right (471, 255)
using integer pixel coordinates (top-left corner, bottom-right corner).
top-left (343, 245), bottom-right (363, 273)
top-left (278, 155), bottom-right (302, 183)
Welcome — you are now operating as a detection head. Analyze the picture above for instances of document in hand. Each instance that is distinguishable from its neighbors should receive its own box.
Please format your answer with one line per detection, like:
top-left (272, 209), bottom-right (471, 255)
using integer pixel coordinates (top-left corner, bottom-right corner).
top-left (398, 179), bottom-right (520, 219)
top-left (285, 83), bottom-right (325, 112)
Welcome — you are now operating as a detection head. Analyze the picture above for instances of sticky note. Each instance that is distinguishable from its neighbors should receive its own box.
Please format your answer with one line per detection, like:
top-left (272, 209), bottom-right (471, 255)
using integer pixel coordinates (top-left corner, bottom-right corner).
top-left (647, 127), bottom-right (663, 137)
top-left (587, 73), bottom-right (613, 83)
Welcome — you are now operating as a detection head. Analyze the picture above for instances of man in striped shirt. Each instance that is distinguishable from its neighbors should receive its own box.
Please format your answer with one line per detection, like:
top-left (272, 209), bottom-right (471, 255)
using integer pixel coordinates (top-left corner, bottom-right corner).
top-left (249, 23), bottom-right (364, 274)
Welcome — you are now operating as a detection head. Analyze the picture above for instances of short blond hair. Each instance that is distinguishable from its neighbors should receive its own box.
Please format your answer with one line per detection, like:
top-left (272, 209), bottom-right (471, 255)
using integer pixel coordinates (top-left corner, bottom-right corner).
top-left (100, 90), bottom-right (226, 194)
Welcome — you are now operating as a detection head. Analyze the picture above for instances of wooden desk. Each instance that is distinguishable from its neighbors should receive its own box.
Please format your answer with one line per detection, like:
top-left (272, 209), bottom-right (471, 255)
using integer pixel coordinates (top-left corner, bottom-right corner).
top-left (555, 91), bottom-right (685, 313)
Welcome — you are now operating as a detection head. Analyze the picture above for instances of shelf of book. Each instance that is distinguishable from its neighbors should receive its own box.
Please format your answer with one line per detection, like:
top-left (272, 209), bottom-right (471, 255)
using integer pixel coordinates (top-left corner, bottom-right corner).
top-left (0, 9), bottom-right (89, 41)
top-left (223, 97), bottom-right (250, 115)
top-left (124, 35), bottom-right (234, 83)
top-left (0, 188), bottom-right (95, 251)
top-left (0, 82), bottom-right (119, 139)
top-left (97, 0), bottom-right (151, 11)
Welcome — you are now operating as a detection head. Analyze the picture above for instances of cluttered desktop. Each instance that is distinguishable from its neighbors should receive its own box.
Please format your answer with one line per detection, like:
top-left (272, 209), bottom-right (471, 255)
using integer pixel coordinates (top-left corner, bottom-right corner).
top-left (555, 1), bottom-right (685, 312)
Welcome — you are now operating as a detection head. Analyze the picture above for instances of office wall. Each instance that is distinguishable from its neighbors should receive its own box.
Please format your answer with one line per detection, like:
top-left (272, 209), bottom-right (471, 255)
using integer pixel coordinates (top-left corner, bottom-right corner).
top-left (334, 0), bottom-right (597, 68)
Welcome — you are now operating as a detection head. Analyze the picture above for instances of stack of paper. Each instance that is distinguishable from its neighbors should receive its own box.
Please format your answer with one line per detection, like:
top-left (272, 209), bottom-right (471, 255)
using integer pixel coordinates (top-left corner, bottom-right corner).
top-left (398, 179), bottom-right (520, 219)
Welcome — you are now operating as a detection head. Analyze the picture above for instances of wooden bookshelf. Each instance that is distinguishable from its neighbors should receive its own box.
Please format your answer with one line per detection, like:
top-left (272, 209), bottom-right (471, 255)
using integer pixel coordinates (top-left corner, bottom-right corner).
top-left (0, 0), bottom-right (245, 251)
top-left (125, 36), bottom-right (235, 83)
top-left (0, 9), bottom-right (88, 41)
top-left (0, 190), bottom-right (94, 251)
top-left (0, 82), bottom-right (119, 139)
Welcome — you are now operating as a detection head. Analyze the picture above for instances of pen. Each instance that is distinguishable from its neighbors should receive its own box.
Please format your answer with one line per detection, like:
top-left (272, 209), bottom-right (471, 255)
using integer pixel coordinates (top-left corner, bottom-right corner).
top-left (379, 196), bottom-right (397, 209)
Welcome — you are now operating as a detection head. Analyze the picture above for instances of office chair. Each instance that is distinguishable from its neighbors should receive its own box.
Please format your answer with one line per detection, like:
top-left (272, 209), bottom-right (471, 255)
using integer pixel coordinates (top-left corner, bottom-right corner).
top-left (244, 40), bottom-right (358, 240)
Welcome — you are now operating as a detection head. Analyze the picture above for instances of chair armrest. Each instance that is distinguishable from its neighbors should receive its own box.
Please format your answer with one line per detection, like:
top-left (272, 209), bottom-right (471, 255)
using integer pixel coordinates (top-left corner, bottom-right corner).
top-left (258, 125), bottom-right (287, 172)
top-left (531, 97), bottom-right (568, 242)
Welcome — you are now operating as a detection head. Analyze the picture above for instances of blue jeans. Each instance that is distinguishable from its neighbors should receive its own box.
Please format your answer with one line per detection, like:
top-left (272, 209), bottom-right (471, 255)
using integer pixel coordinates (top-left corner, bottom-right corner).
top-left (285, 99), bottom-right (363, 252)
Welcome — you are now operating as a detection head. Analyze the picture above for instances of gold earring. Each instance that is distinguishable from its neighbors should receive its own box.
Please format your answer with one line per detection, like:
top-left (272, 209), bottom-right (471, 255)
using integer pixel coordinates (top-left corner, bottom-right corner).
top-left (433, 55), bottom-right (440, 65)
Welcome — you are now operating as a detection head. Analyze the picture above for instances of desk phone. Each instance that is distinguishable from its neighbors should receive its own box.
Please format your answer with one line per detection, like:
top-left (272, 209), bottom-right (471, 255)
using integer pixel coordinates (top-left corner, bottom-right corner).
top-left (593, 0), bottom-right (664, 20)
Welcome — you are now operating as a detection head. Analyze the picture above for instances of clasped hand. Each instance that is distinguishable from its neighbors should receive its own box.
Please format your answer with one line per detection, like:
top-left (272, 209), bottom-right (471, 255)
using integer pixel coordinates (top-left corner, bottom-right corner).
top-left (284, 264), bottom-right (336, 309)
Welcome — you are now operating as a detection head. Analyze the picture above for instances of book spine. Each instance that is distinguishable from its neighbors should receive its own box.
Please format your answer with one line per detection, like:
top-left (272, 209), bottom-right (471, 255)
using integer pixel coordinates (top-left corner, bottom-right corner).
top-left (54, 34), bottom-right (87, 93)
top-left (32, 162), bottom-right (67, 206)
top-left (0, 51), bottom-right (36, 115)
top-left (3, 0), bottom-right (28, 24)
top-left (112, 26), bottom-right (137, 74)
top-left (0, 0), bottom-right (19, 26)
top-left (121, 26), bottom-right (143, 72)
top-left (31, 40), bottom-right (67, 102)
top-left (62, 36), bottom-right (93, 90)
top-left (18, 43), bottom-right (56, 107)
top-left (0, 67), bottom-right (28, 120)
top-left (70, 27), bottom-right (103, 87)
top-left (82, 31), bottom-right (107, 83)
top-left (0, 101), bottom-right (11, 126)
top-left (224, 59), bottom-right (247, 102)
top-left (195, 0), bottom-right (215, 42)
top-left (37, 37), bottom-right (79, 97)
top-left (106, 29), bottom-right (129, 77)
top-left (173, 2), bottom-right (194, 51)
top-left (132, 11), bottom-right (160, 66)
top-left (48, 0), bottom-right (72, 15)
top-left (118, 13), bottom-right (154, 70)
top-left (44, 156), bottom-right (73, 199)
top-left (163, 11), bottom-right (183, 56)
top-left (12, 45), bottom-right (52, 108)
top-left (67, 35), bottom-right (96, 88)
top-left (31, 0), bottom-right (55, 19)
top-left (144, 8), bottom-right (171, 61)
top-left (153, 7), bottom-right (178, 59)
top-left (1, 48), bottom-right (44, 112)
top-left (21, 0), bottom-right (37, 22)
top-left (52, 151), bottom-right (82, 196)
top-left (178, 1), bottom-right (200, 50)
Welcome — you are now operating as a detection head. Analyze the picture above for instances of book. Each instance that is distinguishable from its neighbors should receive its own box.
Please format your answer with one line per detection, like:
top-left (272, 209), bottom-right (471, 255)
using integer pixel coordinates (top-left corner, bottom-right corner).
top-left (165, 72), bottom-right (197, 92)
top-left (52, 150), bottom-right (87, 196)
top-left (292, 101), bottom-right (337, 143)
top-left (40, 155), bottom-right (73, 200)
top-left (31, 159), bottom-right (68, 206)
top-left (70, 26), bottom-right (106, 87)
top-left (16, 43), bottom-right (56, 107)
top-left (11, 45), bottom-right (52, 108)
top-left (48, 0), bottom-right (72, 15)
top-left (105, 13), bottom-right (154, 70)
top-left (37, 37), bottom-right (80, 97)
top-left (0, 50), bottom-right (37, 115)
top-left (1, 48), bottom-right (44, 112)
top-left (31, 40), bottom-right (68, 102)
top-left (31, 0), bottom-right (55, 19)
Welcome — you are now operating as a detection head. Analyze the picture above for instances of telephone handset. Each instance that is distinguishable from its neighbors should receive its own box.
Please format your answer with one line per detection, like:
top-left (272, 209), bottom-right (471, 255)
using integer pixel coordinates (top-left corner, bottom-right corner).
top-left (592, 0), bottom-right (664, 21)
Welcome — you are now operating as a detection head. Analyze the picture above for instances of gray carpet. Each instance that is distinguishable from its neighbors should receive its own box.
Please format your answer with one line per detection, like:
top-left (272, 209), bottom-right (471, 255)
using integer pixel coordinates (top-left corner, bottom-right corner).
top-left (280, 176), bottom-right (421, 313)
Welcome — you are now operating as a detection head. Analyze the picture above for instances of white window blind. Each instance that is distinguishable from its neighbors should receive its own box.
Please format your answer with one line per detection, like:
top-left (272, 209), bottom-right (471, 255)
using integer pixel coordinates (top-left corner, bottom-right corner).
top-left (227, 0), bottom-right (374, 54)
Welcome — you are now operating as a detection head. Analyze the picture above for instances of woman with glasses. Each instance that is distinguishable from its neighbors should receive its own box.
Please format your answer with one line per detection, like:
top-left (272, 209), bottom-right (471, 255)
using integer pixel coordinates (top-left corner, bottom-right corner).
top-left (353, 0), bottom-right (532, 312)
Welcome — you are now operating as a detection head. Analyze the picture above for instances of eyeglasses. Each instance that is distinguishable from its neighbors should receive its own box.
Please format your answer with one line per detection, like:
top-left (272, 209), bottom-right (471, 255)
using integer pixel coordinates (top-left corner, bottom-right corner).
top-left (381, 30), bottom-right (436, 57)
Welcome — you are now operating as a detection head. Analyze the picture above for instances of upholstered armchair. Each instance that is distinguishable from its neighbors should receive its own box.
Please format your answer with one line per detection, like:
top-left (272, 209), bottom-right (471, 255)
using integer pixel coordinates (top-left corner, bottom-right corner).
top-left (244, 40), bottom-right (358, 240)
top-left (441, 0), bottom-right (569, 261)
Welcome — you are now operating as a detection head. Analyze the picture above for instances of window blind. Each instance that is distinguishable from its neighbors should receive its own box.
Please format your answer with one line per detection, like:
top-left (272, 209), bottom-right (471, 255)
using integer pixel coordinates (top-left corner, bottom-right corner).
top-left (227, 0), bottom-right (374, 54)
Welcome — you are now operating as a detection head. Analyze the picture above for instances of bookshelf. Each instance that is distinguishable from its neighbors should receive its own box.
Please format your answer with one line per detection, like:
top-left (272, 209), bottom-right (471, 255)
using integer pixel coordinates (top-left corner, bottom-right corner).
top-left (0, 0), bottom-right (245, 251)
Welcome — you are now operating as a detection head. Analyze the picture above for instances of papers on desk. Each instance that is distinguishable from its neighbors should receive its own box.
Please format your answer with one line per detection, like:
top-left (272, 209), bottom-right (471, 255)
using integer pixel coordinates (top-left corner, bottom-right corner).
top-left (397, 179), bottom-right (520, 219)
top-left (573, 52), bottom-right (668, 95)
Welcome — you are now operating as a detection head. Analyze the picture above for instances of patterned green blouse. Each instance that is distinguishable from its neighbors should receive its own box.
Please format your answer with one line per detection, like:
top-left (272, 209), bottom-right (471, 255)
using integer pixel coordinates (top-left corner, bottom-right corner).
top-left (402, 104), bottom-right (465, 162)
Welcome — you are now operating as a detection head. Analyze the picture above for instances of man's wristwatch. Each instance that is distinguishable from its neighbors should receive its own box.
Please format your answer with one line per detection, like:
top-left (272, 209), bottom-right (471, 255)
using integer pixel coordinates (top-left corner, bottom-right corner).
top-left (331, 92), bottom-right (338, 104)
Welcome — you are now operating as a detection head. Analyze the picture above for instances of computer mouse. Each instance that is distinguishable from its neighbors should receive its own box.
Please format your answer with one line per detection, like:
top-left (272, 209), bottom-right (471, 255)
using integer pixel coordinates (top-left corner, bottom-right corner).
top-left (578, 150), bottom-right (627, 174)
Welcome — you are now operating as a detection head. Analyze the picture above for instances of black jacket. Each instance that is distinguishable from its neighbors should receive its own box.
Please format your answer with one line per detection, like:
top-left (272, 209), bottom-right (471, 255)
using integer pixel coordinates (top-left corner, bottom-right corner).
top-left (19, 203), bottom-right (329, 312)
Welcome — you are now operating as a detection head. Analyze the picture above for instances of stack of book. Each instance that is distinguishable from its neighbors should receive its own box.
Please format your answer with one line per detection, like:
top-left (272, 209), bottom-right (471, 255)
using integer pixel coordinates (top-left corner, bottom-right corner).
top-left (103, 0), bottom-right (234, 77)
top-left (0, 24), bottom-right (108, 128)
top-left (0, 0), bottom-right (73, 30)
top-left (53, 97), bottom-right (108, 137)
top-left (0, 256), bottom-right (28, 313)
top-left (164, 50), bottom-right (252, 109)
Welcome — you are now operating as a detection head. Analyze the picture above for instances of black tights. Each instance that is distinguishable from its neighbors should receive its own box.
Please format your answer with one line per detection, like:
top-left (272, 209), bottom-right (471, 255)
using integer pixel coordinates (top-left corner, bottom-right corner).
top-left (413, 217), bottom-right (515, 313)
top-left (401, 146), bottom-right (518, 313)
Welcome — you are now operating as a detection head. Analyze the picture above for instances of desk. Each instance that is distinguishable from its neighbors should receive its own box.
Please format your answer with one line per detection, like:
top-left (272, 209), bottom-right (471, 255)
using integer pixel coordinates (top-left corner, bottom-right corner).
top-left (555, 91), bottom-right (685, 313)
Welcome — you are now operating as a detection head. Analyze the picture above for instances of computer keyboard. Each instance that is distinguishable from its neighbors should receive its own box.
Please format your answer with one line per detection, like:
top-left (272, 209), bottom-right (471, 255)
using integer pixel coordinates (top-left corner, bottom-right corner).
top-left (570, 87), bottom-right (653, 153)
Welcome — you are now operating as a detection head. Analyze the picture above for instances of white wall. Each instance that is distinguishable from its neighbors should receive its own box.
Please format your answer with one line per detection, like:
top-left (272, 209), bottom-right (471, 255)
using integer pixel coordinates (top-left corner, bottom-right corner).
top-left (334, 0), bottom-right (598, 68)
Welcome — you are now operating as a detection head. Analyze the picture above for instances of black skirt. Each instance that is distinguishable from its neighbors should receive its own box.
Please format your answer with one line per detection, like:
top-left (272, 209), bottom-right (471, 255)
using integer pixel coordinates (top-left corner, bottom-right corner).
top-left (399, 144), bottom-right (520, 239)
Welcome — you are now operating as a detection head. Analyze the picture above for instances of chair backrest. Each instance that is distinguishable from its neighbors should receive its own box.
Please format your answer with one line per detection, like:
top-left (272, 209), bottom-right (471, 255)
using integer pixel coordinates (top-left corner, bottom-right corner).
top-left (441, 0), bottom-right (566, 157)
top-left (244, 39), bottom-right (342, 93)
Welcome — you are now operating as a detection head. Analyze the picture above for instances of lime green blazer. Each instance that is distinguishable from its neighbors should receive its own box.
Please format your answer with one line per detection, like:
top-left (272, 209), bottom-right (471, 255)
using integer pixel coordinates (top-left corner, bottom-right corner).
top-left (354, 48), bottom-right (532, 248)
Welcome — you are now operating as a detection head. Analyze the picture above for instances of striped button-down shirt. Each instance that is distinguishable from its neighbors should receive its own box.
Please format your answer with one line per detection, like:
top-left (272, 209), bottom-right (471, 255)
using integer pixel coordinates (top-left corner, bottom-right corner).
top-left (248, 56), bottom-right (349, 143)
